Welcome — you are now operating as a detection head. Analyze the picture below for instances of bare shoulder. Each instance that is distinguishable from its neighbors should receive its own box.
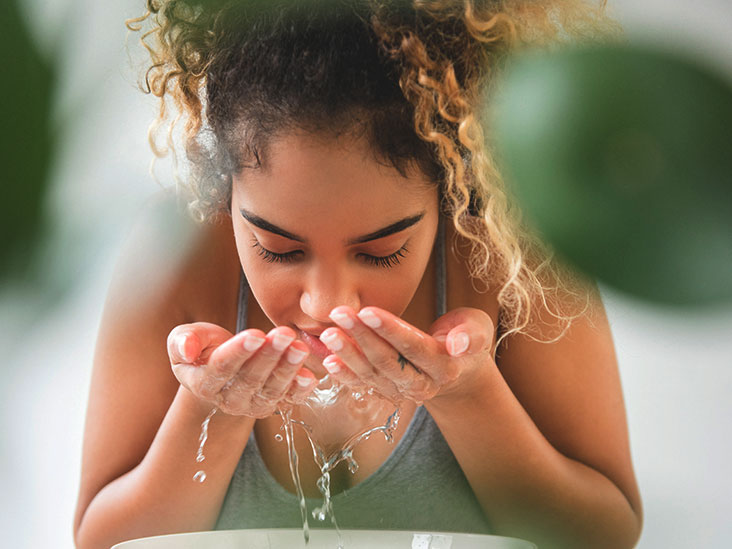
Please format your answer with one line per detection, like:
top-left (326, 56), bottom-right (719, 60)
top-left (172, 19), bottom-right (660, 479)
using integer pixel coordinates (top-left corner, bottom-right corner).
top-left (110, 191), bottom-right (240, 326)
top-left (75, 191), bottom-right (239, 522)
top-left (445, 223), bottom-right (640, 514)
top-left (94, 189), bottom-right (240, 421)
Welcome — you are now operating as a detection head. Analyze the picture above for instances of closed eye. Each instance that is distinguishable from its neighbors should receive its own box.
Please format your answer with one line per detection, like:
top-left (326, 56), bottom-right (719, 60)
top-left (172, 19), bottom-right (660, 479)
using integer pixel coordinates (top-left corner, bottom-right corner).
top-left (250, 240), bottom-right (409, 268)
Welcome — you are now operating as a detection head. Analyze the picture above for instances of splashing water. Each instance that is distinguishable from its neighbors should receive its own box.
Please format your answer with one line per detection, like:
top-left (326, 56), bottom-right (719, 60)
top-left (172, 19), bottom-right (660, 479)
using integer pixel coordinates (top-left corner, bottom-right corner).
top-left (190, 379), bottom-right (400, 548)
top-left (279, 376), bottom-right (401, 547)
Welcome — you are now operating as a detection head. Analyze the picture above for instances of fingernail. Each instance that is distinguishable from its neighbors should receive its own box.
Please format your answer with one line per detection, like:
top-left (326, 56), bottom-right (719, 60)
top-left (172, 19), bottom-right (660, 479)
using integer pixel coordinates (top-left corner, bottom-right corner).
top-left (243, 333), bottom-right (266, 352)
top-left (329, 310), bottom-right (354, 330)
top-left (296, 375), bottom-right (313, 387)
top-left (272, 333), bottom-right (295, 351)
top-left (450, 332), bottom-right (470, 356)
top-left (178, 335), bottom-right (188, 360)
top-left (434, 334), bottom-right (447, 343)
top-left (323, 356), bottom-right (341, 373)
top-left (320, 331), bottom-right (343, 351)
top-left (357, 309), bottom-right (381, 329)
top-left (286, 347), bottom-right (308, 364)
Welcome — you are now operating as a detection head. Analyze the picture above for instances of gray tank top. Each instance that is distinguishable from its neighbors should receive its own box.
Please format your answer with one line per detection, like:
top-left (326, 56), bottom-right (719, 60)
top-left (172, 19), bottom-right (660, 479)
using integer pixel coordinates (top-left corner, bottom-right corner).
top-left (216, 216), bottom-right (492, 533)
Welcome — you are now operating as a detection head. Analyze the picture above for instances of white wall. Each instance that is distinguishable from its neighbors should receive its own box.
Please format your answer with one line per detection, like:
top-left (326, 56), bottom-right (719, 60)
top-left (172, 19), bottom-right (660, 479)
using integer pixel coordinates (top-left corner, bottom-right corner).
top-left (1, 1), bottom-right (730, 547)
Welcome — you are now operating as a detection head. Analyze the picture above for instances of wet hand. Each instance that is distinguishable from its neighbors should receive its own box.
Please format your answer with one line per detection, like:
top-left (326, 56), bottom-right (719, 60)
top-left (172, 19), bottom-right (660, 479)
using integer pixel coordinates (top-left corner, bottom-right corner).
top-left (318, 306), bottom-right (495, 403)
top-left (167, 323), bottom-right (316, 418)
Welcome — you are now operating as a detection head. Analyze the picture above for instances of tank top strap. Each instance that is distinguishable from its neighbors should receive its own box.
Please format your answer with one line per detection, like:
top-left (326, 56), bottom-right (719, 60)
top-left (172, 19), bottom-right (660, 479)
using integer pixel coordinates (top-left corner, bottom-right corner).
top-left (434, 213), bottom-right (447, 319)
top-left (235, 216), bottom-right (447, 331)
top-left (236, 268), bottom-right (250, 334)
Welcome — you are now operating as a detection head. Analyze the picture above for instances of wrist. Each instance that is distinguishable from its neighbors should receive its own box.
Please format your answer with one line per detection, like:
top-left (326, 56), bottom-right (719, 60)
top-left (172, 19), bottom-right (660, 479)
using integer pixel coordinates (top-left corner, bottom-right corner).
top-left (426, 357), bottom-right (499, 416)
top-left (175, 385), bottom-right (255, 432)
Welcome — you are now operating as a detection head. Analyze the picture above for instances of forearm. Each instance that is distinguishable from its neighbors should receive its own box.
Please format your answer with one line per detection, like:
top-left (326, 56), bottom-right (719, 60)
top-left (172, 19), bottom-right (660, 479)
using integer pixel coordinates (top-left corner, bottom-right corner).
top-left (426, 365), bottom-right (642, 549)
top-left (75, 386), bottom-right (255, 549)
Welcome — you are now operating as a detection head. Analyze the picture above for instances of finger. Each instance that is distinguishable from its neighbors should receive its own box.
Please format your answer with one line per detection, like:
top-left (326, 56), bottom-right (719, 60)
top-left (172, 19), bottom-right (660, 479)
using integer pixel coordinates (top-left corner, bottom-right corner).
top-left (207, 329), bottom-right (267, 383)
top-left (444, 320), bottom-right (494, 358)
top-left (321, 354), bottom-right (364, 388)
top-left (429, 307), bottom-right (496, 357)
top-left (319, 324), bottom-right (401, 395)
top-left (329, 307), bottom-right (425, 391)
top-left (321, 354), bottom-right (402, 401)
top-left (285, 366), bottom-right (318, 404)
top-left (168, 327), bottom-right (202, 365)
top-left (178, 330), bottom-right (267, 399)
top-left (223, 326), bottom-right (297, 394)
top-left (168, 324), bottom-right (239, 399)
top-left (257, 340), bottom-right (310, 401)
top-left (352, 306), bottom-right (447, 379)
top-left (167, 322), bottom-right (234, 364)
top-left (217, 328), bottom-right (298, 416)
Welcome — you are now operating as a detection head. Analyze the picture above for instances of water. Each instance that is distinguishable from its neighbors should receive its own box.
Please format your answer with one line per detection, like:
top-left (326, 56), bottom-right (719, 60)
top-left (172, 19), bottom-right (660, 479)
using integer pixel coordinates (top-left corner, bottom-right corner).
top-left (278, 376), bottom-right (401, 547)
top-left (281, 408), bottom-right (312, 544)
top-left (190, 379), bottom-right (400, 548)
top-left (193, 407), bottom-right (217, 483)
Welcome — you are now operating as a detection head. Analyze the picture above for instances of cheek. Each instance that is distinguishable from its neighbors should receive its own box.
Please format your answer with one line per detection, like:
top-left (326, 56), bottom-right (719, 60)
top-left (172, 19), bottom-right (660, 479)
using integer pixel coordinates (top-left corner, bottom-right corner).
top-left (232, 231), bottom-right (296, 319)
top-left (361, 264), bottom-right (427, 316)
top-left (241, 256), bottom-right (297, 304)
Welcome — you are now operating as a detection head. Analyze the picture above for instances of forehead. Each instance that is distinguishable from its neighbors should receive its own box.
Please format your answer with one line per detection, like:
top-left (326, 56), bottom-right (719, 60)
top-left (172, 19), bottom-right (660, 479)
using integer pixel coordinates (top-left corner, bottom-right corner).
top-left (232, 132), bottom-right (437, 228)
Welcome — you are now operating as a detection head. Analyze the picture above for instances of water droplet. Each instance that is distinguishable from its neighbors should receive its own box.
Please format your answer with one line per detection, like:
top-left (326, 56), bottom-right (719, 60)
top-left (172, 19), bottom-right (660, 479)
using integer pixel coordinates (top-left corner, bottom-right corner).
top-left (274, 433), bottom-right (283, 442)
top-left (193, 471), bottom-right (207, 483)
top-left (196, 454), bottom-right (205, 463)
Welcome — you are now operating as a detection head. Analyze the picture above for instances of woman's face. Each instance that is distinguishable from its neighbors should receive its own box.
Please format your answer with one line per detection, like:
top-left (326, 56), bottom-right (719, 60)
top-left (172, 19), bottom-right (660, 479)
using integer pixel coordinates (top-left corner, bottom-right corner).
top-left (231, 132), bottom-right (439, 374)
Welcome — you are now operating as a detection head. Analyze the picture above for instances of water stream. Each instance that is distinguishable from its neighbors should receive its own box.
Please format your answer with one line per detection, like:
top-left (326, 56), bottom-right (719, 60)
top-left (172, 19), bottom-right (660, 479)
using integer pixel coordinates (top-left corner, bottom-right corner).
top-left (193, 407), bottom-right (218, 483)
top-left (192, 377), bottom-right (400, 547)
top-left (278, 376), bottom-right (401, 546)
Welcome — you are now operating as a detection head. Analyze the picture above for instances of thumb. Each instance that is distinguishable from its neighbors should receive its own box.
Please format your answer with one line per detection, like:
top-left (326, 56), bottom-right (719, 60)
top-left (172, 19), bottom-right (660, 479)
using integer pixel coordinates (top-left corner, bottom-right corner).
top-left (430, 307), bottom-right (495, 357)
top-left (167, 322), bottom-right (233, 364)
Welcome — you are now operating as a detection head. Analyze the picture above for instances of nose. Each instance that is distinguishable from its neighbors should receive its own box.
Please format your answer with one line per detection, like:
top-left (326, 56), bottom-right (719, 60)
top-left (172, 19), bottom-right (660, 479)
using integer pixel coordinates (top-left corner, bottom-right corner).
top-left (299, 267), bottom-right (361, 323)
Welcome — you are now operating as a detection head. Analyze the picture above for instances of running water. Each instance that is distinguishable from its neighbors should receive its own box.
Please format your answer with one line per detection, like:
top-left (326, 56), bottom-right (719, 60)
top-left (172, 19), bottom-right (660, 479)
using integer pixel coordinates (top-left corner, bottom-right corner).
top-left (190, 379), bottom-right (400, 548)
top-left (193, 407), bottom-right (218, 483)
top-left (279, 376), bottom-right (401, 547)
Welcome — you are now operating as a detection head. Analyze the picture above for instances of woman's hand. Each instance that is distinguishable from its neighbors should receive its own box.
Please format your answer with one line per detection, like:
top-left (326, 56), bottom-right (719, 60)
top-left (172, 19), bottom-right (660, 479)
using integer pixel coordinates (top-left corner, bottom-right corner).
top-left (167, 323), bottom-right (317, 417)
top-left (318, 306), bottom-right (496, 403)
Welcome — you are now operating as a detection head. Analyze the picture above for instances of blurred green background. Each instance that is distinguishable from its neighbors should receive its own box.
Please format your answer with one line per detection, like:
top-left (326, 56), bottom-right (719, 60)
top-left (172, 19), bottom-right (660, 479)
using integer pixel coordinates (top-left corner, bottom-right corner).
top-left (492, 45), bottom-right (732, 306)
top-left (0, 0), bottom-right (55, 282)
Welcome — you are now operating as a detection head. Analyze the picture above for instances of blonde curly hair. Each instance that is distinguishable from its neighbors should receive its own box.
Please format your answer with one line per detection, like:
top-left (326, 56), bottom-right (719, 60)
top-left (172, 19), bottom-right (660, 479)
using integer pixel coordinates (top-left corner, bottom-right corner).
top-left (127, 0), bottom-right (621, 346)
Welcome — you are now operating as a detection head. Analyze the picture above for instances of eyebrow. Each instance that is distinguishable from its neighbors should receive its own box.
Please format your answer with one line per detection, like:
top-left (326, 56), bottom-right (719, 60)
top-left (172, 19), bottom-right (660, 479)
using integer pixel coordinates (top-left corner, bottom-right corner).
top-left (239, 208), bottom-right (425, 245)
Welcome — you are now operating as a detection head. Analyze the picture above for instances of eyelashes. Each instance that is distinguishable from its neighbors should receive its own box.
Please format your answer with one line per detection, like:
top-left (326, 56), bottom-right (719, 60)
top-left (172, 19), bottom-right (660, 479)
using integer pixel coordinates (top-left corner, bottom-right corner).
top-left (252, 240), bottom-right (301, 264)
top-left (250, 239), bottom-right (409, 269)
top-left (364, 245), bottom-right (408, 268)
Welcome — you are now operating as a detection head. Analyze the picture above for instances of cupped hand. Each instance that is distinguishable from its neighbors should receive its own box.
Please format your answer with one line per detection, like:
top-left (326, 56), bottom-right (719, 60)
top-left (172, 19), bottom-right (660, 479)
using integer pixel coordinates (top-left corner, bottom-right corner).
top-left (167, 323), bottom-right (317, 418)
top-left (318, 306), bottom-right (496, 404)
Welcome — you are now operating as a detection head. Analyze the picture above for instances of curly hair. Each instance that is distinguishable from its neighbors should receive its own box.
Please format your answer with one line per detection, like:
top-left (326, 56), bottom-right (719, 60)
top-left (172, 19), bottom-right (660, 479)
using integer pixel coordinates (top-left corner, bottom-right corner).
top-left (127, 0), bottom-right (621, 346)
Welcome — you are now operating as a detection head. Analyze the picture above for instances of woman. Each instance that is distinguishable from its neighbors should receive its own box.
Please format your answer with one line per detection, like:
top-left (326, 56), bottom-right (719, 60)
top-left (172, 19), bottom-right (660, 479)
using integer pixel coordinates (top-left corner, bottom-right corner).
top-left (73, 1), bottom-right (642, 547)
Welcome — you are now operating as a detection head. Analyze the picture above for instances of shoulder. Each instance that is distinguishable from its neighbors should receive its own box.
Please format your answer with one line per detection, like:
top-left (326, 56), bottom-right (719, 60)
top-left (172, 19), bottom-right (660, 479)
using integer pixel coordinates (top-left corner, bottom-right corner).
top-left (78, 191), bottom-right (240, 503)
top-left (445, 222), bottom-right (640, 513)
top-left (92, 190), bottom-right (240, 422)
